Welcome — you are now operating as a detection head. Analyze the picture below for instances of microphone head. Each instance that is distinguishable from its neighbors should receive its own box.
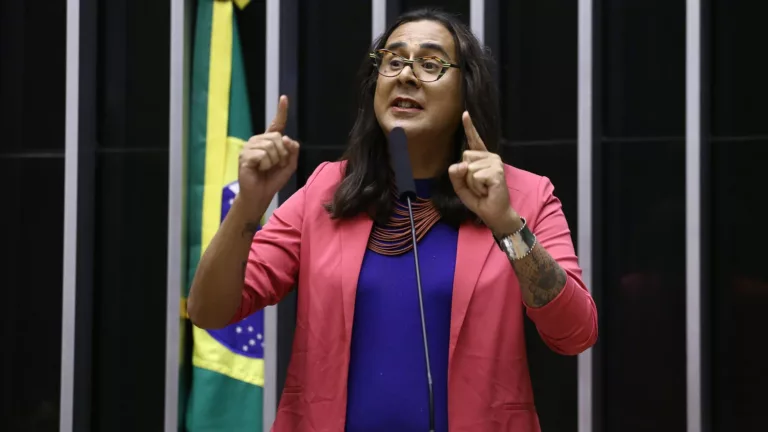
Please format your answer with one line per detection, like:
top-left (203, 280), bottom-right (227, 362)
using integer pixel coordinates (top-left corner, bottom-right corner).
top-left (388, 127), bottom-right (417, 200)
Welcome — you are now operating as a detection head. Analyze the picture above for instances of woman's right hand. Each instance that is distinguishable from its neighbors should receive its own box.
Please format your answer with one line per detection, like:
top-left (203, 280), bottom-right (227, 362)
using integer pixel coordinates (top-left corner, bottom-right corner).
top-left (238, 95), bottom-right (300, 212)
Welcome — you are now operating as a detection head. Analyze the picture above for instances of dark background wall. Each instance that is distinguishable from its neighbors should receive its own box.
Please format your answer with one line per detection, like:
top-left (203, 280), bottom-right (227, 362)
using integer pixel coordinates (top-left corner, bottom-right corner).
top-left (707, 0), bottom-right (768, 429)
top-left (594, 0), bottom-right (688, 430)
top-left (0, 1), bottom-right (66, 430)
top-left (0, 0), bottom-right (170, 430)
top-left (89, 0), bottom-right (170, 429)
top-left (295, 0), bottom-right (372, 186)
top-left (1, 0), bottom-right (766, 431)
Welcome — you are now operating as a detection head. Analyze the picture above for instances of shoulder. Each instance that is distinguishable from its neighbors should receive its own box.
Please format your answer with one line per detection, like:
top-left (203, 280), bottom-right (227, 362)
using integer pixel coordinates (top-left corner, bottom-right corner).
top-left (502, 164), bottom-right (551, 196)
top-left (304, 160), bottom-right (345, 190)
top-left (502, 164), bottom-right (558, 218)
top-left (299, 160), bottom-right (346, 208)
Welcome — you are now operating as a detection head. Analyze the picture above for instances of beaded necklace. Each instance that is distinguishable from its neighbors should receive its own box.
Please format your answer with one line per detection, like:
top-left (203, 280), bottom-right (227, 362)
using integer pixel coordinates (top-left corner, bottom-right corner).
top-left (367, 190), bottom-right (442, 256)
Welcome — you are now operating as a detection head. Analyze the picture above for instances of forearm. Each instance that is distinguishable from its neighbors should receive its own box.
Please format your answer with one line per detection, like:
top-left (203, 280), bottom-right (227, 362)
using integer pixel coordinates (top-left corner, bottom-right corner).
top-left (491, 210), bottom-right (567, 308)
top-left (485, 188), bottom-right (596, 354)
top-left (510, 244), bottom-right (567, 308)
top-left (496, 218), bottom-right (596, 354)
top-left (187, 196), bottom-right (267, 329)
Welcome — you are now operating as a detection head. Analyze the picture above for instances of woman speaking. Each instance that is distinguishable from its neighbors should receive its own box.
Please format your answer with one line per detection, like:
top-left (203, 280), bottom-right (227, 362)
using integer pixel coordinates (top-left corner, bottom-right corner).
top-left (187, 8), bottom-right (598, 432)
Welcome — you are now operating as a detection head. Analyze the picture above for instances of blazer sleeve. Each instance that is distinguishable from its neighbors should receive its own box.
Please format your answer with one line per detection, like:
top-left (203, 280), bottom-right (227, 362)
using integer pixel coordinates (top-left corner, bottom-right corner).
top-left (524, 176), bottom-right (598, 355)
top-left (229, 162), bottom-right (330, 323)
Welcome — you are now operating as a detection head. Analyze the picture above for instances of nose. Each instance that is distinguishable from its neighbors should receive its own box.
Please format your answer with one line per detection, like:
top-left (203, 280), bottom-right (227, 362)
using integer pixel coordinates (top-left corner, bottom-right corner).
top-left (397, 62), bottom-right (421, 88)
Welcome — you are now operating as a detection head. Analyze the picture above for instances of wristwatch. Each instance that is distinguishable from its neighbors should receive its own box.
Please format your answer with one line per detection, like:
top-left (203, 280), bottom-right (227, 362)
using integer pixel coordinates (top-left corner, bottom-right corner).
top-left (494, 217), bottom-right (537, 261)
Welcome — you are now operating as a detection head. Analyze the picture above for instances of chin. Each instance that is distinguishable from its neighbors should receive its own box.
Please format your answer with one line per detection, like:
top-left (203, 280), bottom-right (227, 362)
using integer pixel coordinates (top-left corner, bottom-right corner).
top-left (384, 122), bottom-right (412, 135)
top-left (385, 117), bottom-right (425, 133)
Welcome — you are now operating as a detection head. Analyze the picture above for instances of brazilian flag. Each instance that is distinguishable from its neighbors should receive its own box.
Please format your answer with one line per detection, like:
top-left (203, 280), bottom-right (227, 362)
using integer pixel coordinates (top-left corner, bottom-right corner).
top-left (184, 0), bottom-right (264, 430)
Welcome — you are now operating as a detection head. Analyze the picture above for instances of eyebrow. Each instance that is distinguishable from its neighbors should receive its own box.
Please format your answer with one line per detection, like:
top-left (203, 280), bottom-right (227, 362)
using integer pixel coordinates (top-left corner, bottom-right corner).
top-left (384, 41), bottom-right (453, 61)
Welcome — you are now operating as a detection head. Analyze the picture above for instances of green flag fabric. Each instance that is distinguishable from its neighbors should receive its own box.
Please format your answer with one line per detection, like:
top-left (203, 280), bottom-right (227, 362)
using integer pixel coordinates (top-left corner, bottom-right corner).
top-left (184, 0), bottom-right (264, 430)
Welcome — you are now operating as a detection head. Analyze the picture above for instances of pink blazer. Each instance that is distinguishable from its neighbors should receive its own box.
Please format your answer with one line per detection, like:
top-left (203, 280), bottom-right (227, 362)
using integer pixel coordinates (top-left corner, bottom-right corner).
top-left (234, 161), bottom-right (598, 432)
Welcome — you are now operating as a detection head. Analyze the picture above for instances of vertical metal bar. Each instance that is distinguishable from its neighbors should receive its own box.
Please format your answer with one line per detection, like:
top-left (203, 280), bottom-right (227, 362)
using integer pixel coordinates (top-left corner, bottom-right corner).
top-left (165, 0), bottom-right (190, 430)
top-left (470, 0), bottom-right (485, 45)
top-left (63, 0), bottom-right (97, 428)
top-left (263, 0), bottom-right (280, 428)
top-left (577, 0), bottom-right (594, 430)
top-left (60, 0), bottom-right (80, 429)
top-left (686, 0), bottom-right (702, 430)
top-left (372, 0), bottom-right (386, 41)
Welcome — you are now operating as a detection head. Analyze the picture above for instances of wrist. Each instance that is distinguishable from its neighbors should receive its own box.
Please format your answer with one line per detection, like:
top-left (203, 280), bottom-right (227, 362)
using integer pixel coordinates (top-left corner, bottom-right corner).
top-left (489, 208), bottom-right (524, 237)
top-left (232, 193), bottom-right (270, 223)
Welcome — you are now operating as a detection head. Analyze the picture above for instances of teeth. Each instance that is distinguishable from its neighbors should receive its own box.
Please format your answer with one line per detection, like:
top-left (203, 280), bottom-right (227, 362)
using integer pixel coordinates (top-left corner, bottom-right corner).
top-left (396, 101), bottom-right (418, 108)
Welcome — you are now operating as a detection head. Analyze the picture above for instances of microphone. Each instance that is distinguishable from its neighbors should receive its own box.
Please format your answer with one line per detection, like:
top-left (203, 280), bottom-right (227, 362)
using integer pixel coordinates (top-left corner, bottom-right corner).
top-left (388, 127), bottom-right (435, 432)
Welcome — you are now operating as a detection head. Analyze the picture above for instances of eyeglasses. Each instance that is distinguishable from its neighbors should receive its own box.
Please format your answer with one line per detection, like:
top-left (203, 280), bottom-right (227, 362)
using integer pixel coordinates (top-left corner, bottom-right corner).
top-left (369, 49), bottom-right (460, 83)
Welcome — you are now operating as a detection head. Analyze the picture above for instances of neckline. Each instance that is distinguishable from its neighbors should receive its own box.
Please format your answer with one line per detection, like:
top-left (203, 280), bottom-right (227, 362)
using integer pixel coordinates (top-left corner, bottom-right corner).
top-left (413, 178), bottom-right (434, 199)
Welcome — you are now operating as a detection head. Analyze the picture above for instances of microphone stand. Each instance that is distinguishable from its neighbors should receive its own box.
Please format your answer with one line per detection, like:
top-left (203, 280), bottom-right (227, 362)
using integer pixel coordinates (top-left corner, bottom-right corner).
top-left (405, 195), bottom-right (435, 432)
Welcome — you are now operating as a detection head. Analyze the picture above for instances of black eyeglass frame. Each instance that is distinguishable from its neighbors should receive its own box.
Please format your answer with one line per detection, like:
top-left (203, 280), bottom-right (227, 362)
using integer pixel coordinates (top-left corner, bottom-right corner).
top-left (369, 48), bottom-right (461, 82)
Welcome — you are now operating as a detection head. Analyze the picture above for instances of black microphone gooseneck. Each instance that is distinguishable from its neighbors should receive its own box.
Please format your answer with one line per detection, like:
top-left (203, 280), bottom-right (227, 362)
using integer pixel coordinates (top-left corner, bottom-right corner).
top-left (388, 127), bottom-right (435, 432)
top-left (406, 196), bottom-right (435, 432)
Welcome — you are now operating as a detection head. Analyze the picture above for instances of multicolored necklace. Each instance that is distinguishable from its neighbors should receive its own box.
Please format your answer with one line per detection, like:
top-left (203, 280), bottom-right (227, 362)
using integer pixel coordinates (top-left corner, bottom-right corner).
top-left (367, 191), bottom-right (442, 256)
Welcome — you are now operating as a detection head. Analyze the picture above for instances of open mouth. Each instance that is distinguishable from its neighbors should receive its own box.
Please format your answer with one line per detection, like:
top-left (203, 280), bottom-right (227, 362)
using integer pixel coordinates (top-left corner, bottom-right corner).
top-left (391, 97), bottom-right (423, 110)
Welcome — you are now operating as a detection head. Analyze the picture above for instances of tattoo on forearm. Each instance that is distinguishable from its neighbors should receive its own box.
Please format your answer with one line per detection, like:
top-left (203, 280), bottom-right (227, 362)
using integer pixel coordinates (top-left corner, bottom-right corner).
top-left (511, 245), bottom-right (567, 307)
top-left (242, 222), bottom-right (260, 239)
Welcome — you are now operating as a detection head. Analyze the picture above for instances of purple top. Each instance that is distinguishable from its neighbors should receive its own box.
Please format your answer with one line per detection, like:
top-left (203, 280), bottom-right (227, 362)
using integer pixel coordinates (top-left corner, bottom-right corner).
top-left (345, 179), bottom-right (458, 432)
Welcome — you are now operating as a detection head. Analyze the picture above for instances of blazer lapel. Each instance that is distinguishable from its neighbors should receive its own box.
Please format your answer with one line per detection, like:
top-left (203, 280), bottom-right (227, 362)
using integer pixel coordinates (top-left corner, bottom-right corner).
top-left (339, 213), bottom-right (374, 338)
top-left (449, 222), bottom-right (495, 367)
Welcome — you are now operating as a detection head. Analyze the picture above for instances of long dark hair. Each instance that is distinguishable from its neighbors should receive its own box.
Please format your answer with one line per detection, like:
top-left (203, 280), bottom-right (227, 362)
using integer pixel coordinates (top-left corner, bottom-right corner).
top-left (326, 8), bottom-right (501, 227)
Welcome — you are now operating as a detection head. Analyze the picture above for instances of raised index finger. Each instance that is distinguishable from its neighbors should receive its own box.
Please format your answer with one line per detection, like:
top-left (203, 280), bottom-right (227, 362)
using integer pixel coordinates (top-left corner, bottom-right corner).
top-left (462, 111), bottom-right (487, 151)
top-left (266, 95), bottom-right (289, 133)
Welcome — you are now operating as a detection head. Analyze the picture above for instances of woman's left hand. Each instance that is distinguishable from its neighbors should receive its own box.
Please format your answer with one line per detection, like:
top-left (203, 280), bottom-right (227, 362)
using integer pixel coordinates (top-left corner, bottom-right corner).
top-left (449, 111), bottom-right (523, 235)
